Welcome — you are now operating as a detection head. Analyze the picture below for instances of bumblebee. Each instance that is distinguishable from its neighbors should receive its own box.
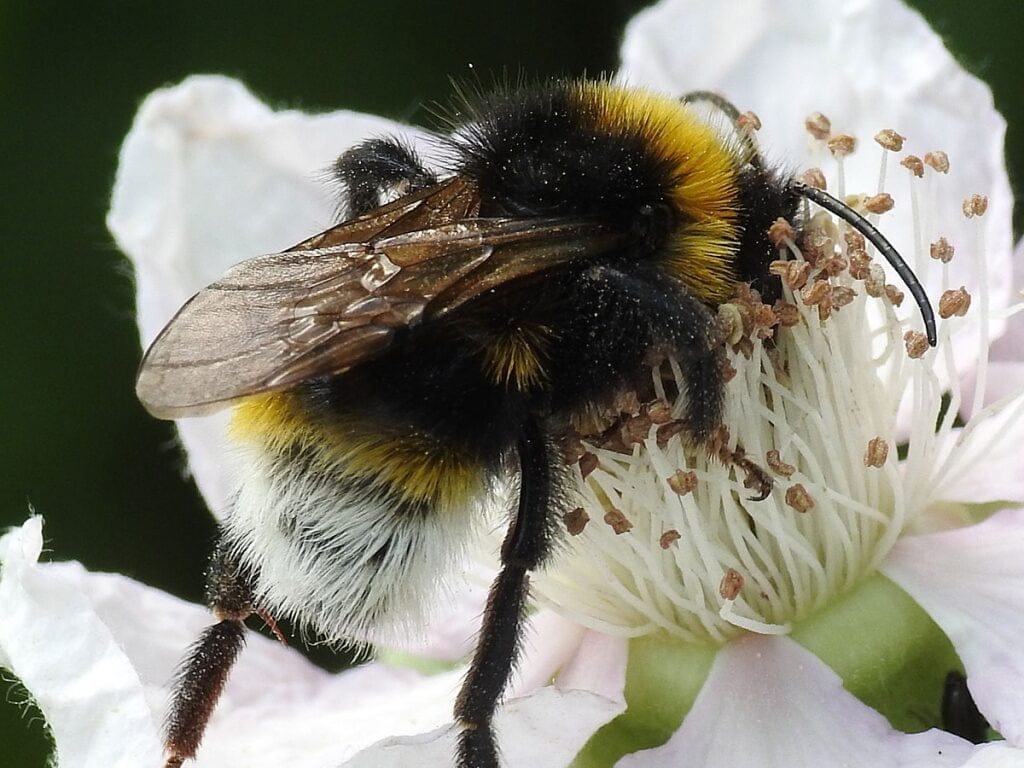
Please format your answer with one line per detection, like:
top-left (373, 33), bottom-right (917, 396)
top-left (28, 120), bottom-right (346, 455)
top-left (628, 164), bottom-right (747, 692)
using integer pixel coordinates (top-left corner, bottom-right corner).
top-left (137, 78), bottom-right (936, 768)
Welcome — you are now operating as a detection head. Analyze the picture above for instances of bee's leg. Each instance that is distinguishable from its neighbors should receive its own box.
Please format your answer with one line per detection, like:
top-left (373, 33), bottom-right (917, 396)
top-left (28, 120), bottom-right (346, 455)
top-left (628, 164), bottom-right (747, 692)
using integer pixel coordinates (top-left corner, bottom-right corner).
top-left (163, 538), bottom-right (254, 768)
top-left (679, 90), bottom-right (761, 168)
top-left (455, 417), bottom-right (558, 768)
top-left (595, 265), bottom-right (726, 445)
top-left (333, 137), bottom-right (437, 217)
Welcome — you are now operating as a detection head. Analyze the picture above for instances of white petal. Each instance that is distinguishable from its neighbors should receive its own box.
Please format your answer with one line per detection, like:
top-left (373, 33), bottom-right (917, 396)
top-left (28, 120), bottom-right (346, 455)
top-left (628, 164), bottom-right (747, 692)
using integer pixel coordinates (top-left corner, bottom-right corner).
top-left (615, 633), bottom-right (973, 768)
top-left (961, 237), bottom-right (1024, 419)
top-left (341, 687), bottom-right (624, 768)
top-left (621, 0), bottom-right (1014, 376)
top-left (0, 518), bottom-right (163, 767)
top-left (107, 75), bottom-right (427, 515)
top-left (0, 519), bottom-right (463, 767)
top-left (932, 388), bottom-right (1024, 505)
top-left (961, 743), bottom-right (1024, 768)
top-left (0, 519), bottom-right (621, 767)
top-left (882, 509), bottom-right (1024, 746)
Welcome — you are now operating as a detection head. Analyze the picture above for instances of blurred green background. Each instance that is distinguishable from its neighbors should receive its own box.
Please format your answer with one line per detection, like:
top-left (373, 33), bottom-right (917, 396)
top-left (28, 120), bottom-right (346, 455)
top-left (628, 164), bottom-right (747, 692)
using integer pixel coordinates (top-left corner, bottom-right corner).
top-left (1, 2), bottom-right (1020, 765)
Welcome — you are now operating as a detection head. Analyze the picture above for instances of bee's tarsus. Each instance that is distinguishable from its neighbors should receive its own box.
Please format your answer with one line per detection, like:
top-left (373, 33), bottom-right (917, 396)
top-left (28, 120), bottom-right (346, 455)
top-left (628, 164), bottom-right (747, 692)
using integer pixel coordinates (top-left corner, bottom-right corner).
top-left (164, 544), bottom-right (254, 767)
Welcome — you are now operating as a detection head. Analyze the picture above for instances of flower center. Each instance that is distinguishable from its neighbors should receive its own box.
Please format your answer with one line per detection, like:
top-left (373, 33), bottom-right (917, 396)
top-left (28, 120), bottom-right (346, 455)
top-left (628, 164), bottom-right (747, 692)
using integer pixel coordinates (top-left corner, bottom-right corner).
top-left (530, 129), bottom-right (979, 646)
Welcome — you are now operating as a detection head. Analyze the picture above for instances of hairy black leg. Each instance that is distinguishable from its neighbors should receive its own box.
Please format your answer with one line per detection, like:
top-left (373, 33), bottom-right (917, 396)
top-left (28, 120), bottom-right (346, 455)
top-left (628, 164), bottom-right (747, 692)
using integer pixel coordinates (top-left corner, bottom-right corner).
top-left (597, 265), bottom-right (725, 444)
top-left (333, 137), bottom-right (437, 217)
top-left (163, 538), bottom-right (254, 768)
top-left (455, 417), bottom-right (558, 768)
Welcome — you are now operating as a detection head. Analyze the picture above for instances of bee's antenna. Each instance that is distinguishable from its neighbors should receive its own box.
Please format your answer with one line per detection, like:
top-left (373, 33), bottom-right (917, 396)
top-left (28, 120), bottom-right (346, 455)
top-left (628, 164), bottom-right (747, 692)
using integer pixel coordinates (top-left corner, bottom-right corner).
top-left (792, 181), bottom-right (937, 347)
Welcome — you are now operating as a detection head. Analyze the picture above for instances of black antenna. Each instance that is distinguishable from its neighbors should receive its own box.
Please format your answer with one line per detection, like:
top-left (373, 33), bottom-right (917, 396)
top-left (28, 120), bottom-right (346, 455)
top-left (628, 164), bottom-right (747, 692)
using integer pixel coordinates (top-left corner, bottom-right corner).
top-left (792, 181), bottom-right (937, 346)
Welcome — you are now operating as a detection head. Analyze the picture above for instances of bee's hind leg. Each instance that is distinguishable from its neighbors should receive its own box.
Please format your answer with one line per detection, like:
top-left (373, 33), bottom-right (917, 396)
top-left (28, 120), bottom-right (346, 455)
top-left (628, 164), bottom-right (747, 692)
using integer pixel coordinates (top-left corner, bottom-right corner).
top-left (332, 137), bottom-right (437, 217)
top-left (455, 417), bottom-right (560, 768)
top-left (162, 538), bottom-right (255, 768)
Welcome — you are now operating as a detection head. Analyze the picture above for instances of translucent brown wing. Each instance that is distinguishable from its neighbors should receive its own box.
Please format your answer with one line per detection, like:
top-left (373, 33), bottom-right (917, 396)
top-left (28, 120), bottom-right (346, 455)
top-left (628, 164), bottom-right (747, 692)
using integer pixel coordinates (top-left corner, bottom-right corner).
top-left (136, 176), bottom-right (625, 419)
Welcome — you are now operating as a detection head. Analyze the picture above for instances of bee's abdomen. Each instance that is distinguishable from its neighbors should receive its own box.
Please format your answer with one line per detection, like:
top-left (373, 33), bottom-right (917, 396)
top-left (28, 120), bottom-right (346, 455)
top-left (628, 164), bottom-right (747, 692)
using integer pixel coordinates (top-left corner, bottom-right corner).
top-left (223, 391), bottom-right (491, 643)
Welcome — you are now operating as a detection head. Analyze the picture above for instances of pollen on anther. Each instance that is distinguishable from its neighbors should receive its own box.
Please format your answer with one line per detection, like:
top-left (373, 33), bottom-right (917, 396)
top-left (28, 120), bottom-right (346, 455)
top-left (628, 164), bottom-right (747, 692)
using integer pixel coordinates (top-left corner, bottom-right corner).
top-left (901, 155), bottom-right (925, 177)
top-left (667, 469), bottom-right (698, 496)
top-left (564, 507), bottom-right (590, 536)
top-left (766, 450), bottom-right (796, 477)
top-left (770, 259), bottom-right (810, 290)
top-left (874, 129), bottom-right (905, 151)
top-left (962, 194), bottom-right (989, 218)
top-left (578, 452), bottom-right (599, 479)
top-left (621, 414), bottom-right (652, 446)
top-left (768, 217), bottom-right (796, 248)
top-left (737, 111), bottom-right (762, 132)
top-left (751, 303), bottom-right (779, 338)
top-left (800, 168), bottom-right (828, 190)
top-left (785, 484), bottom-right (815, 513)
top-left (603, 508), bottom-right (633, 535)
top-left (772, 300), bottom-right (800, 328)
top-left (827, 134), bottom-right (856, 157)
top-left (831, 286), bottom-right (856, 309)
top-left (903, 330), bottom-right (929, 359)
top-left (819, 255), bottom-right (848, 278)
top-left (844, 230), bottom-right (866, 252)
top-left (930, 237), bottom-right (955, 263)
top-left (805, 112), bottom-right (832, 140)
top-left (646, 400), bottom-right (673, 425)
top-left (924, 151), bottom-right (950, 173)
top-left (884, 285), bottom-right (905, 307)
top-left (719, 569), bottom-right (744, 600)
top-left (659, 529), bottom-right (681, 549)
top-left (848, 251), bottom-right (872, 280)
top-left (801, 280), bottom-right (831, 308)
top-left (720, 357), bottom-right (738, 384)
top-left (865, 265), bottom-right (886, 297)
top-left (939, 287), bottom-right (972, 318)
top-left (865, 193), bottom-right (894, 214)
top-left (864, 437), bottom-right (889, 468)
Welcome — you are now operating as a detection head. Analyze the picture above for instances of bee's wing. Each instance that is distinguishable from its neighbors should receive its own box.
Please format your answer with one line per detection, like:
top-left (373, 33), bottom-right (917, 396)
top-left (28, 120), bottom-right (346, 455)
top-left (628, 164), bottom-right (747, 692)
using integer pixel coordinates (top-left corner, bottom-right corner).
top-left (136, 177), bottom-right (624, 419)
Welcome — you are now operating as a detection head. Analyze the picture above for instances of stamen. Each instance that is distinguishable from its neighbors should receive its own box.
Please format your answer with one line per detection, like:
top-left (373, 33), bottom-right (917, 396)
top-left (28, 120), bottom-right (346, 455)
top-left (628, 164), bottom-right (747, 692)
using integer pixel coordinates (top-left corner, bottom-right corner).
top-left (517, 119), bottom-right (987, 648)
top-left (792, 181), bottom-right (937, 345)
top-left (805, 112), bottom-right (832, 140)
top-left (924, 151), bottom-right (950, 173)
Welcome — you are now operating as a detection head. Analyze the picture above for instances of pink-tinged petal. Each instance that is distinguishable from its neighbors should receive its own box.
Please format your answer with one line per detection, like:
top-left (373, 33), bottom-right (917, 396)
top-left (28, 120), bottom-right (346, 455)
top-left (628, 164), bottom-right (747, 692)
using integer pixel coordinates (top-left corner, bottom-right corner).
top-left (882, 509), bottom-right (1024, 746)
top-left (108, 75), bottom-right (427, 515)
top-left (615, 634), bottom-right (973, 768)
top-left (511, 609), bottom-right (628, 703)
top-left (553, 625), bottom-right (628, 703)
top-left (932, 389), bottom-right (1024, 505)
top-left (512, 610), bottom-right (588, 695)
top-left (341, 687), bottom-right (624, 768)
top-left (620, 0), bottom-right (1014, 381)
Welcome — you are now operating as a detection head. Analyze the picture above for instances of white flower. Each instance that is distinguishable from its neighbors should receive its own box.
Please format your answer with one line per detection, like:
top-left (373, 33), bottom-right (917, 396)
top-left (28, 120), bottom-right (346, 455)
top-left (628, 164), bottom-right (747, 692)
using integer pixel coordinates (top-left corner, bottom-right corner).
top-left (2, 1), bottom-right (1023, 767)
